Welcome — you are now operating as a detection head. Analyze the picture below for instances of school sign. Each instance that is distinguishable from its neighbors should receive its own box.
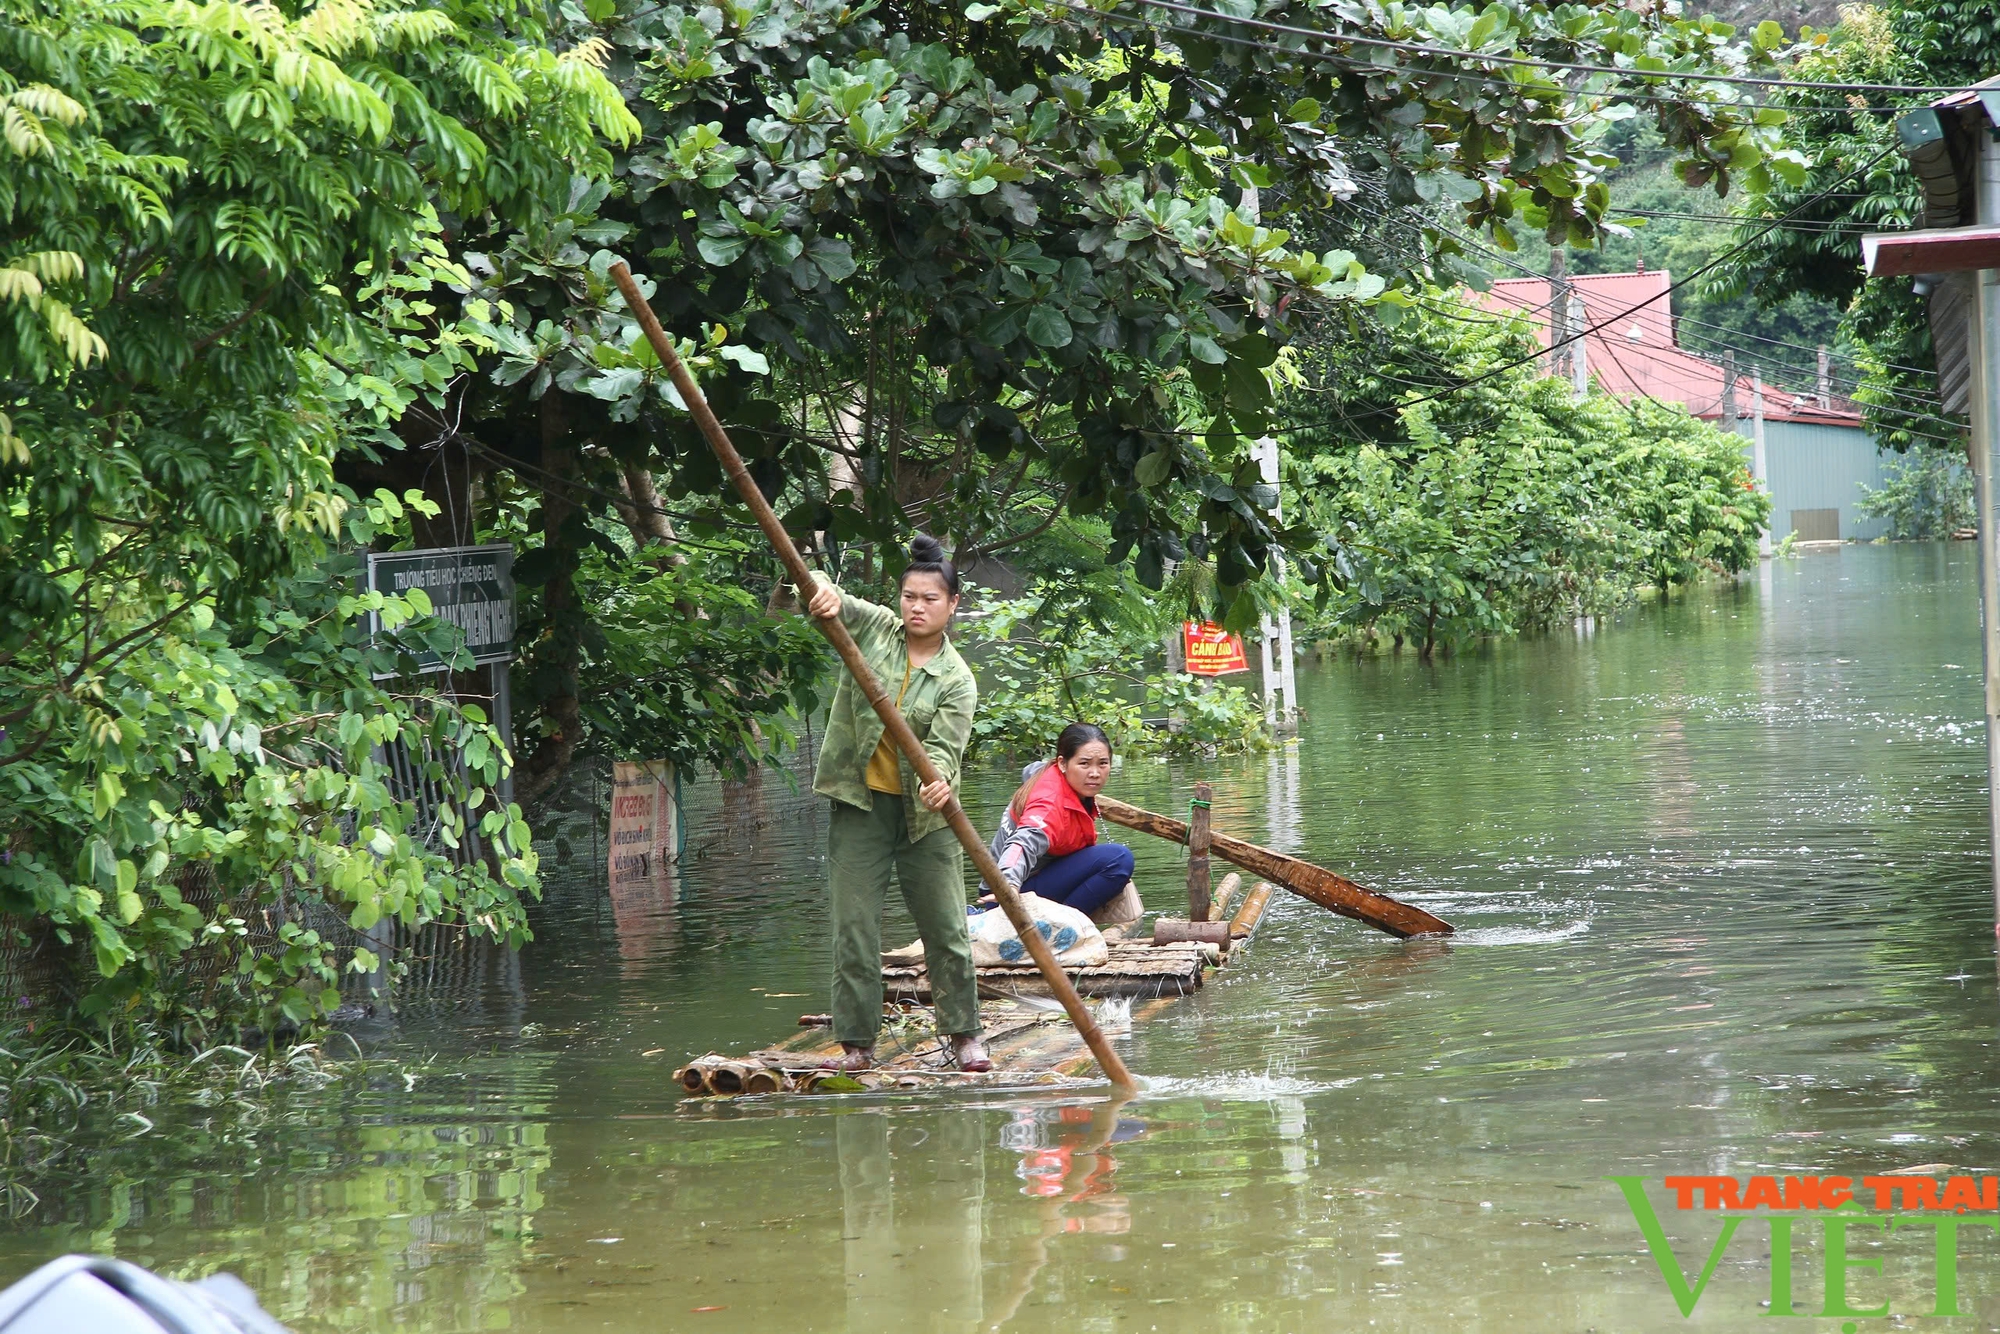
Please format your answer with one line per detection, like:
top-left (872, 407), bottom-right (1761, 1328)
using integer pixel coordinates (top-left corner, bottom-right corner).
top-left (365, 544), bottom-right (516, 677)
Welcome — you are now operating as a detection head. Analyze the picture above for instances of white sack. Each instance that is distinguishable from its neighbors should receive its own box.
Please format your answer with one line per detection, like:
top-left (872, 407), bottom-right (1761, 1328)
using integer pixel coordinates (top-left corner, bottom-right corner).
top-left (968, 894), bottom-right (1108, 968)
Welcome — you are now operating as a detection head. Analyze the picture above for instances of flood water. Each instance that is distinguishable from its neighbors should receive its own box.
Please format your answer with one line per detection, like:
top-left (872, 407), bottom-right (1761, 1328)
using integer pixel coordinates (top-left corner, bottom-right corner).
top-left (6, 543), bottom-right (2000, 1331)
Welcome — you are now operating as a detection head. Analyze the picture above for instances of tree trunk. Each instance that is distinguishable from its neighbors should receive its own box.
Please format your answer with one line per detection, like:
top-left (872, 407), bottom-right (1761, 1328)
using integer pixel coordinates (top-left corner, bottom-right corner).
top-left (613, 456), bottom-right (700, 618)
top-left (517, 392), bottom-right (583, 806)
top-left (616, 457), bottom-right (682, 555)
top-left (352, 417), bottom-right (476, 547)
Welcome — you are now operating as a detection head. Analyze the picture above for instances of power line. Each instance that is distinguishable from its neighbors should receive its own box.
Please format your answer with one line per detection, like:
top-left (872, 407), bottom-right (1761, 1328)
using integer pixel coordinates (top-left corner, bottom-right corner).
top-left (1349, 199), bottom-right (1906, 383)
top-left (1114, 0), bottom-right (1983, 101)
top-left (1400, 201), bottom-right (1955, 397)
top-left (1191, 173), bottom-right (1958, 448)
top-left (1617, 206), bottom-right (1885, 231)
top-left (1065, 1), bottom-right (1926, 116)
top-left (1280, 146), bottom-right (1902, 427)
top-left (1420, 291), bottom-right (1968, 444)
top-left (1453, 283), bottom-right (1966, 441)
top-left (1667, 316), bottom-right (1946, 396)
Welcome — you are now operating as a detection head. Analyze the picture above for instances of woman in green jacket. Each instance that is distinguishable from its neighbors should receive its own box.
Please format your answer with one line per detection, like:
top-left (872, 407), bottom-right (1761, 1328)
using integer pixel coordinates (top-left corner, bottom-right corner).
top-left (804, 535), bottom-right (988, 1072)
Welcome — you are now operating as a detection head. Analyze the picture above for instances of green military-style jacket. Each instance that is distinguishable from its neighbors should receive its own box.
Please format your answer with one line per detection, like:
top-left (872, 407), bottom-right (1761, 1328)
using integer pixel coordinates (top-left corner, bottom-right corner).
top-left (807, 575), bottom-right (978, 844)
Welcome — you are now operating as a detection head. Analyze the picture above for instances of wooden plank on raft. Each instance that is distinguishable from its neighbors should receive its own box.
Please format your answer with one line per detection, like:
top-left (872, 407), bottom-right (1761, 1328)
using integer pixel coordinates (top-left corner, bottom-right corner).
top-left (1095, 795), bottom-right (1453, 939)
top-left (883, 940), bottom-right (1210, 1002)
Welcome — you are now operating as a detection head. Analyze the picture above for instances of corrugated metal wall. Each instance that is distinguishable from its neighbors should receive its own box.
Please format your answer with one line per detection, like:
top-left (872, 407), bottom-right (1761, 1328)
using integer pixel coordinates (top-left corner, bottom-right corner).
top-left (1737, 420), bottom-right (1894, 542)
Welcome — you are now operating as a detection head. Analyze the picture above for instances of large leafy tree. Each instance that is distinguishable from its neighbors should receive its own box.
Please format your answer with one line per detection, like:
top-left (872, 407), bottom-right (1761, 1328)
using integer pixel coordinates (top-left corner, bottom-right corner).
top-left (378, 0), bottom-right (1791, 796)
top-left (0, 0), bottom-right (633, 1028)
top-left (1708, 0), bottom-right (1993, 451)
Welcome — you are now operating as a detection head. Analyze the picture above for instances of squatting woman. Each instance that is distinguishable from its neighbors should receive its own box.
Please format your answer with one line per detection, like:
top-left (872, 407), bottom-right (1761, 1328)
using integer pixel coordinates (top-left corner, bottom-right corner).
top-left (803, 535), bottom-right (988, 1072)
top-left (985, 723), bottom-right (1137, 919)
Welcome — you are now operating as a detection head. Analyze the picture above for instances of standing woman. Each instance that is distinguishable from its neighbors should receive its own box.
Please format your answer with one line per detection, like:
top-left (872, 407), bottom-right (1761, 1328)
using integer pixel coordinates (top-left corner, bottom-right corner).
top-left (803, 535), bottom-right (988, 1072)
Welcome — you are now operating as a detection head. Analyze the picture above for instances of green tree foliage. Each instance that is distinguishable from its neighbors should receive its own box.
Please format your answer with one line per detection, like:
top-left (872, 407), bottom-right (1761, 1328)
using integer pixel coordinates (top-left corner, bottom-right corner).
top-left (1709, 1), bottom-right (1984, 452)
top-left (0, 0), bottom-right (631, 1031)
top-left (958, 582), bottom-right (1268, 761)
top-left (0, 0), bottom-right (1793, 1032)
top-left (1290, 297), bottom-right (1769, 657)
top-left (543, 535), bottom-right (829, 777)
top-left (1857, 444), bottom-right (1975, 538)
top-left (356, 0), bottom-right (1791, 798)
top-left (610, 0), bottom-right (1792, 580)
top-left (316, 220), bottom-right (823, 792)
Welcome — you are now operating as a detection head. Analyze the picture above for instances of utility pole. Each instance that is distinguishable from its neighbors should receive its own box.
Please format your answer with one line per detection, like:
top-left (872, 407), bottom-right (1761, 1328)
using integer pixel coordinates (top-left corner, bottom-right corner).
top-left (1254, 436), bottom-right (1297, 730)
top-left (1548, 250), bottom-right (1571, 384)
top-left (1721, 350), bottom-right (1738, 428)
top-left (1569, 297), bottom-right (1590, 398)
top-left (1817, 344), bottom-right (1832, 407)
top-left (1751, 365), bottom-right (1772, 557)
top-left (1257, 617), bottom-right (1276, 728)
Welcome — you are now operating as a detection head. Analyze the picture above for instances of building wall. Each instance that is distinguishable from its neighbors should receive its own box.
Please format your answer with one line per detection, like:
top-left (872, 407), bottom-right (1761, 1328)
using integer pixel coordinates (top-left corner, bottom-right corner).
top-left (1736, 420), bottom-right (1893, 543)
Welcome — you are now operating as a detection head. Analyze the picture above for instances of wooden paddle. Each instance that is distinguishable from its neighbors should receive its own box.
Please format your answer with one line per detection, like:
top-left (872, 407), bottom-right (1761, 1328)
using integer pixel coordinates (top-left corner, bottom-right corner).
top-left (1094, 795), bottom-right (1452, 939)
top-left (609, 262), bottom-right (1136, 1091)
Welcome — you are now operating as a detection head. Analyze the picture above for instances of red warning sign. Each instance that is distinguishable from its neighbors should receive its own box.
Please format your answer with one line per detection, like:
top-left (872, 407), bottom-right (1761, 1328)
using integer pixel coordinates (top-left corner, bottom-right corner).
top-left (1183, 621), bottom-right (1249, 676)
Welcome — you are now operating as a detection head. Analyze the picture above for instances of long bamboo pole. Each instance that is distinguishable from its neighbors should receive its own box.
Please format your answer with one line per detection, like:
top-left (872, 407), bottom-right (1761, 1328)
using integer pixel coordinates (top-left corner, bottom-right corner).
top-left (610, 263), bottom-right (1135, 1091)
top-left (1095, 795), bottom-right (1452, 939)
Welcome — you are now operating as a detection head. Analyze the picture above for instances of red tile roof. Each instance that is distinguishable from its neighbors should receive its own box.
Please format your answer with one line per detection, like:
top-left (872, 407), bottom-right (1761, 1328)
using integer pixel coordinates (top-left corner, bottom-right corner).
top-left (1472, 270), bottom-right (1864, 427)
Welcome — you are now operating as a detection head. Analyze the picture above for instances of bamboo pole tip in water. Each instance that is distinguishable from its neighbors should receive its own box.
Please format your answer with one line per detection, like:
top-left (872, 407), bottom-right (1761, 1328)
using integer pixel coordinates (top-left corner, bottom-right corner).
top-left (674, 1056), bottom-right (717, 1094)
top-left (704, 1060), bottom-right (754, 1096)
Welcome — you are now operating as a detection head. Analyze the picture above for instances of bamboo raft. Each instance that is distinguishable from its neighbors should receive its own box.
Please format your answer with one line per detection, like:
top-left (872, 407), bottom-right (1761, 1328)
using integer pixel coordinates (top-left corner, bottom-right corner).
top-left (671, 779), bottom-right (1448, 1099)
top-left (674, 870), bottom-right (1276, 1097)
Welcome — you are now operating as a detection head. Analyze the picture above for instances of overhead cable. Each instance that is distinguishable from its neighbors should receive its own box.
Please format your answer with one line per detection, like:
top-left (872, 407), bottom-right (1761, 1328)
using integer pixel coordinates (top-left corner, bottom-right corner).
top-left (1113, 0), bottom-right (1984, 99)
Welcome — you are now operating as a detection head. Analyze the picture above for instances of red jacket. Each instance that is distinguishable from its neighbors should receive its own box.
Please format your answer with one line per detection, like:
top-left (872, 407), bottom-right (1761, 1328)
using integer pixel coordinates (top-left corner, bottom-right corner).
top-left (991, 760), bottom-right (1098, 886)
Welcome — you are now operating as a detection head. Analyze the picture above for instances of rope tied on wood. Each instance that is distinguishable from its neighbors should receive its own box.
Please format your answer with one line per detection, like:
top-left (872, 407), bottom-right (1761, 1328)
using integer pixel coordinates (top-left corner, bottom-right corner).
top-left (1184, 796), bottom-right (1210, 847)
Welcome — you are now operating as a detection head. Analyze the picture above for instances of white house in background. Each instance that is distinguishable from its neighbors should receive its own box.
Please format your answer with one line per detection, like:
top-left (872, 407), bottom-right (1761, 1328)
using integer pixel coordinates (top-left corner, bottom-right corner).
top-left (1475, 267), bottom-right (1893, 542)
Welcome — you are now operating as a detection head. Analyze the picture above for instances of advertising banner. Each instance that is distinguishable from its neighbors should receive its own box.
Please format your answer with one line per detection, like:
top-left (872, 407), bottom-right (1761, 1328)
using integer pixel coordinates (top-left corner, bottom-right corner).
top-left (608, 760), bottom-right (680, 886)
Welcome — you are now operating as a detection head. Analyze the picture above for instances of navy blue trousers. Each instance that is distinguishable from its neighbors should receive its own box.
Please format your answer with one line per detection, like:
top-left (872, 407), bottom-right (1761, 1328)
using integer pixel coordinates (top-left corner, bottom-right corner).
top-left (1022, 843), bottom-right (1135, 915)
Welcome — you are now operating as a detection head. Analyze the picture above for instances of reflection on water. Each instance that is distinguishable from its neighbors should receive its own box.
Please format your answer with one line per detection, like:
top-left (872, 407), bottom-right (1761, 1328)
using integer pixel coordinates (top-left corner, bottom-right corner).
top-left (839, 1110), bottom-right (984, 1329)
top-left (5, 544), bottom-right (2000, 1330)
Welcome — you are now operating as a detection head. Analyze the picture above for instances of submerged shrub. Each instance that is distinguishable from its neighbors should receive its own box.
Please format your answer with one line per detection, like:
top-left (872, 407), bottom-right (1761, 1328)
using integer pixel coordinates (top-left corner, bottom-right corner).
top-left (1291, 295), bottom-right (1770, 657)
top-left (1858, 445), bottom-right (1975, 539)
top-left (0, 1021), bottom-right (384, 1217)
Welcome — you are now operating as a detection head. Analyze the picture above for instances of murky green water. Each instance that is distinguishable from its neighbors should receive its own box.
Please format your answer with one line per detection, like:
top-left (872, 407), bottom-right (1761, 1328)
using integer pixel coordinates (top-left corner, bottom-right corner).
top-left (7, 544), bottom-right (2000, 1331)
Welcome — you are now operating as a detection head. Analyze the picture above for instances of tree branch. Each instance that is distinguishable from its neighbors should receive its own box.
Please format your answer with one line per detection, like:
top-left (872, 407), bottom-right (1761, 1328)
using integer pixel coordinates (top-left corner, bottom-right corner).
top-left (189, 284), bottom-right (279, 358)
top-left (959, 479), bottom-right (1078, 562)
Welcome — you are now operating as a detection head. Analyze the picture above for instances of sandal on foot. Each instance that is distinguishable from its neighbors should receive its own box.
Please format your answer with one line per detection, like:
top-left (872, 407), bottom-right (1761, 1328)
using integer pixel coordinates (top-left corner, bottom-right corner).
top-left (818, 1043), bottom-right (874, 1071)
top-left (950, 1034), bottom-right (992, 1073)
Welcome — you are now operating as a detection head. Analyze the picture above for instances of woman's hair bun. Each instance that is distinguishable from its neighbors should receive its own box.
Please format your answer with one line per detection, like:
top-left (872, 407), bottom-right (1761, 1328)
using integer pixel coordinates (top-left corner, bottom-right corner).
top-left (900, 532), bottom-right (961, 596)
